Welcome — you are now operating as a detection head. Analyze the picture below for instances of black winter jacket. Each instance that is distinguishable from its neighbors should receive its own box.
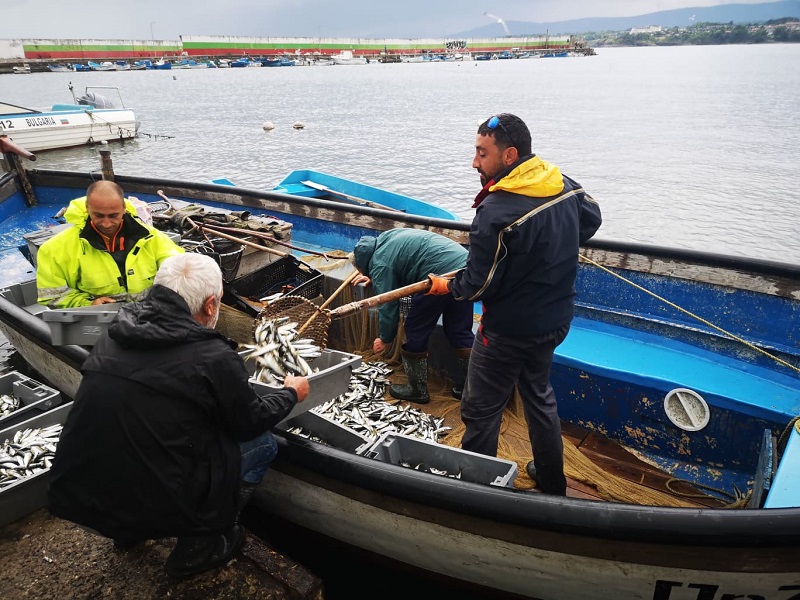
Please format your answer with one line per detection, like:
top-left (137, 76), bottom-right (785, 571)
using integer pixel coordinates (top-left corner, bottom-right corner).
top-left (450, 155), bottom-right (602, 337)
top-left (47, 285), bottom-right (297, 539)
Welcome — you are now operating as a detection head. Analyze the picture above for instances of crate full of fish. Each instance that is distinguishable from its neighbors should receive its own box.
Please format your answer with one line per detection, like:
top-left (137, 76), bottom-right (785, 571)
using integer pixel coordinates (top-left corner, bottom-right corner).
top-left (363, 432), bottom-right (518, 488)
top-left (277, 410), bottom-right (372, 453)
top-left (244, 348), bottom-right (362, 424)
top-left (0, 370), bottom-right (63, 430)
top-left (226, 255), bottom-right (323, 317)
top-left (41, 303), bottom-right (123, 346)
top-left (0, 402), bottom-right (72, 528)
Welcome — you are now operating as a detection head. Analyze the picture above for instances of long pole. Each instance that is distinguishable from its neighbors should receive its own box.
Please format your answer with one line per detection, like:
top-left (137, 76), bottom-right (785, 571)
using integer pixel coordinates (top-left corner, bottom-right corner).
top-left (150, 21), bottom-right (156, 58)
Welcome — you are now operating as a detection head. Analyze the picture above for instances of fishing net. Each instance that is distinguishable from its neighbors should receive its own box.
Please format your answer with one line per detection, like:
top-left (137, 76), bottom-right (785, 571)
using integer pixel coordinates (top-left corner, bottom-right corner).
top-left (255, 295), bottom-right (331, 349)
top-left (216, 274), bottom-right (731, 509)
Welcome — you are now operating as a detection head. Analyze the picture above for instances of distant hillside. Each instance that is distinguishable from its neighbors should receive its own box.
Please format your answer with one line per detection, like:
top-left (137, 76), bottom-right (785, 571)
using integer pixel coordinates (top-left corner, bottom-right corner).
top-left (457, 0), bottom-right (800, 37)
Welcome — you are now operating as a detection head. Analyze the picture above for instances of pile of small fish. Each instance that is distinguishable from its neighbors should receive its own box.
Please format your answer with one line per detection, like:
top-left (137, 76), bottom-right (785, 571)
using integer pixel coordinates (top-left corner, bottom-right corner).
top-left (0, 425), bottom-right (62, 489)
top-left (0, 393), bottom-right (21, 418)
top-left (310, 361), bottom-right (452, 445)
top-left (241, 317), bottom-right (322, 385)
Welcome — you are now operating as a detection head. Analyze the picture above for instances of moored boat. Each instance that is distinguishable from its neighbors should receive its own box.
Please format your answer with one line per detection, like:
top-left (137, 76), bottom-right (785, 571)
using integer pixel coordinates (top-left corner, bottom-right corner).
top-left (0, 85), bottom-right (138, 152)
top-left (0, 141), bottom-right (798, 599)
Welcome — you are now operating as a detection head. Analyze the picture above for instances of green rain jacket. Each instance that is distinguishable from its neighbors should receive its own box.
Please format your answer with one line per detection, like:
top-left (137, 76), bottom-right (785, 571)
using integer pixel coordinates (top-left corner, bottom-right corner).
top-left (353, 228), bottom-right (468, 344)
top-left (37, 197), bottom-right (184, 308)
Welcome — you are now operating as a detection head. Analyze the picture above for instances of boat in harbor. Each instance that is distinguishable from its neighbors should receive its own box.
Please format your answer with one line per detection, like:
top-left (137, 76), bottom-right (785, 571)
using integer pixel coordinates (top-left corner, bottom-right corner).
top-left (272, 169), bottom-right (461, 220)
top-left (0, 139), bottom-right (798, 599)
top-left (0, 84), bottom-right (138, 153)
top-left (330, 50), bottom-right (367, 65)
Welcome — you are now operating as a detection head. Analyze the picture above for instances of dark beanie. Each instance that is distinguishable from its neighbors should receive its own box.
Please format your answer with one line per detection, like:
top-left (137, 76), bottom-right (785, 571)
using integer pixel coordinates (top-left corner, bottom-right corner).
top-left (353, 236), bottom-right (377, 277)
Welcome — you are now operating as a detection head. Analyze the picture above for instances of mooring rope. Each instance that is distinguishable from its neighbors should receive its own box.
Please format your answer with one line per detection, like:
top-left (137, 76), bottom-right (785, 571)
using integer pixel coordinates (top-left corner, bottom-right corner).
top-left (579, 253), bottom-right (800, 375)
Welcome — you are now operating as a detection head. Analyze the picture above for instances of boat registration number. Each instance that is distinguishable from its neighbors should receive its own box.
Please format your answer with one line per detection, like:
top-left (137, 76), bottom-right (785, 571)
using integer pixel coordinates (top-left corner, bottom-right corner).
top-left (1, 116), bottom-right (62, 130)
top-left (654, 581), bottom-right (800, 599)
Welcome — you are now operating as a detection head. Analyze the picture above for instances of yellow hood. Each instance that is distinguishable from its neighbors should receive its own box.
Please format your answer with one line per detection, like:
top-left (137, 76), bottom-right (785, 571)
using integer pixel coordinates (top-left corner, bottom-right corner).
top-left (64, 196), bottom-right (139, 227)
top-left (490, 156), bottom-right (565, 198)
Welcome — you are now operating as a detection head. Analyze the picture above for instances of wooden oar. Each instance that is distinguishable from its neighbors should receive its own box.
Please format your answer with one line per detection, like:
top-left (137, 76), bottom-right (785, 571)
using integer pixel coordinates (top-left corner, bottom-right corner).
top-left (300, 180), bottom-right (403, 213)
top-left (329, 270), bottom-right (458, 320)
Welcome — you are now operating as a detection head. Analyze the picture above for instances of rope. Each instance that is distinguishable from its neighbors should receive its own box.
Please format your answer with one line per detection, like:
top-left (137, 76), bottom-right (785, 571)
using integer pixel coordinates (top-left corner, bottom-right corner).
top-left (777, 415), bottom-right (800, 456)
top-left (579, 254), bottom-right (800, 375)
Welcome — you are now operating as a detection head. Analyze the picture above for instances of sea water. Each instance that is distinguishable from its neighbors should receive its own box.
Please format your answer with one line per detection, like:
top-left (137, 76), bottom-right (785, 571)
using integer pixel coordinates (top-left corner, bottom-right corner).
top-left (4, 44), bottom-right (799, 263)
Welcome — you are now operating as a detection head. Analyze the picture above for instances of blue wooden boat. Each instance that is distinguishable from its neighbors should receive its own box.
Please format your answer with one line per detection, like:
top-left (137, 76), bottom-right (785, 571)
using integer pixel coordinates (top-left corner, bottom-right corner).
top-left (273, 169), bottom-right (461, 220)
top-left (260, 56), bottom-right (295, 67)
top-left (0, 139), bottom-right (798, 599)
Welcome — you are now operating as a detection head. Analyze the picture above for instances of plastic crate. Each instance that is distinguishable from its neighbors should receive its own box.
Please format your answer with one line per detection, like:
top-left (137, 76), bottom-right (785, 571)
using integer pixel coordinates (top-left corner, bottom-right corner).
top-left (0, 371), bottom-right (62, 430)
top-left (246, 348), bottom-right (361, 423)
top-left (41, 304), bottom-right (122, 346)
top-left (226, 255), bottom-right (322, 317)
top-left (0, 402), bottom-right (72, 528)
top-left (277, 410), bottom-right (371, 453)
top-left (363, 432), bottom-right (518, 487)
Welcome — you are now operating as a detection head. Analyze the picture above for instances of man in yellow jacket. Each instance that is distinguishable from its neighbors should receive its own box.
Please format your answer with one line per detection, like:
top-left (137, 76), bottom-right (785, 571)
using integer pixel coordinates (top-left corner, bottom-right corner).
top-left (37, 180), bottom-right (184, 308)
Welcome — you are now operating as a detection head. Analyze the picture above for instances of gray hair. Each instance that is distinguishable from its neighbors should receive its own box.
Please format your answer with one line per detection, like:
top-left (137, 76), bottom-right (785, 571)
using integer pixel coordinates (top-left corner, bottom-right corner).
top-left (154, 253), bottom-right (223, 315)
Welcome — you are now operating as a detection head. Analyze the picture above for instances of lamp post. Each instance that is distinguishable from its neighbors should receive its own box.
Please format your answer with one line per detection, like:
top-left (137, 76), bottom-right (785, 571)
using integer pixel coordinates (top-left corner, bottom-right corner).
top-left (150, 21), bottom-right (156, 58)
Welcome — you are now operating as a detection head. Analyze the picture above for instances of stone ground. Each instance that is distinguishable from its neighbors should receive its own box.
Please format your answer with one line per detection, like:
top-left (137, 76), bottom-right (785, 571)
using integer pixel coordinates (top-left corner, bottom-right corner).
top-left (0, 509), bottom-right (325, 600)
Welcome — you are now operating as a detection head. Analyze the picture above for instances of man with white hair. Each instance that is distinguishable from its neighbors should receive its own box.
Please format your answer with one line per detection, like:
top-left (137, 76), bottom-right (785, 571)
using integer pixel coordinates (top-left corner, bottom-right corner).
top-left (48, 253), bottom-right (309, 578)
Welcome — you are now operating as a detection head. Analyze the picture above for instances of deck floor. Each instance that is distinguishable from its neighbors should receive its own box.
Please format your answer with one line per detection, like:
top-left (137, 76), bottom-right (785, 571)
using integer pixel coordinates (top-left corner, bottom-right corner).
top-left (402, 368), bottom-right (729, 508)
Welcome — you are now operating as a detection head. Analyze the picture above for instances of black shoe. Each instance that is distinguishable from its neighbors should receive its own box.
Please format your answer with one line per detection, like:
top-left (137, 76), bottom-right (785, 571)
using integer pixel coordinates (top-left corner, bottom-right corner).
top-left (525, 460), bottom-right (542, 487)
top-left (451, 385), bottom-right (463, 400)
top-left (164, 525), bottom-right (246, 579)
top-left (113, 538), bottom-right (142, 550)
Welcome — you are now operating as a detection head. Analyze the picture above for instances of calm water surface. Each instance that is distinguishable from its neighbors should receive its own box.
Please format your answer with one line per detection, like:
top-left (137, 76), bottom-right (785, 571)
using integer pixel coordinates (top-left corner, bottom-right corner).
top-left (2, 44), bottom-right (799, 598)
top-left (5, 44), bottom-right (800, 263)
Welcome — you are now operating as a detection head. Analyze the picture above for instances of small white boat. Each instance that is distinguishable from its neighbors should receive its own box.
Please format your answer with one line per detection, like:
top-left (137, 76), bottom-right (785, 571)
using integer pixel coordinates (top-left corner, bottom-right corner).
top-left (87, 61), bottom-right (115, 71)
top-left (12, 64), bottom-right (31, 74)
top-left (47, 64), bottom-right (72, 73)
top-left (331, 50), bottom-right (367, 65)
top-left (113, 61), bottom-right (131, 71)
top-left (0, 85), bottom-right (137, 152)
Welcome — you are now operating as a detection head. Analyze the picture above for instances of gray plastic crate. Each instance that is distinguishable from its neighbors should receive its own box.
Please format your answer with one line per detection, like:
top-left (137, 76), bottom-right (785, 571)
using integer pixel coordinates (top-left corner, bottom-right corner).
top-left (277, 410), bottom-right (371, 453)
top-left (0, 371), bottom-right (63, 430)
top-left (246, 349), bottom-right (361, 423)
top-left (0, 402), bottom-right (73, 528)
top-left (41, 304), bottom-right (123, 346)
top-left (363, 432), bottom-right (518, 487)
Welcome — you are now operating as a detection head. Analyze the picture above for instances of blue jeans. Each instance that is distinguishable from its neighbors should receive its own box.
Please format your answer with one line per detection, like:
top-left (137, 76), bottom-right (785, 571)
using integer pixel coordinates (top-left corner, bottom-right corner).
top-left (239, 430), bottom-right (278, 485)
top-left (403, 292), bottom-right (475, 353)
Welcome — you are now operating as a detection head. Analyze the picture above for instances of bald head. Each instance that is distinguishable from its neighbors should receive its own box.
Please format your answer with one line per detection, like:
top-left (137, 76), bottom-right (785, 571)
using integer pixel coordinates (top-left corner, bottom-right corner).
top-left (85, 181), bottom-right (126, 237)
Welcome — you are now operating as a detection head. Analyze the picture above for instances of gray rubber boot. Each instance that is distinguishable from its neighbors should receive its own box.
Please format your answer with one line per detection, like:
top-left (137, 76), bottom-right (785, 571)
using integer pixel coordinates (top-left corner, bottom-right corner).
top-left (390, 349), bottom-right (430, 404)
top-left (451, 348), bottom-right (471, 400)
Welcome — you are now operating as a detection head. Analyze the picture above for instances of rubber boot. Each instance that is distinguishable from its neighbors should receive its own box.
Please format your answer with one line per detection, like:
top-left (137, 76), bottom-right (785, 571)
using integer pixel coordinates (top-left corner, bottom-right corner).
top-left (451, 348), bottom-right (471, 400)
top-left (235, 481), bottom-right (259, 525)
top-left (389, 349), bottom-right (430, 404)
top-left (164, 525), bottom-right (245, 579)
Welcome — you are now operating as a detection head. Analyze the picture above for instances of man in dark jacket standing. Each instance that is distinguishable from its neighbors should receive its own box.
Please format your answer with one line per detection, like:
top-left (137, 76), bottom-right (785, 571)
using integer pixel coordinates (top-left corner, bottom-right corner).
top-left (47, 253), bottom-right (309, 577)
top-left (352, 229), bottom-right (474, 403)
top-left (427, 113), bottom-right (602, 495)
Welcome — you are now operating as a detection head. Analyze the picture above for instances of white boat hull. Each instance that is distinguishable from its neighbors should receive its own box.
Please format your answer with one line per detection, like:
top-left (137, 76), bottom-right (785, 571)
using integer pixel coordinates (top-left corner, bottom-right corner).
top-left (255, 470), bottom-right (795, 600)
top-left (0, 108), bottom-right (137, 152)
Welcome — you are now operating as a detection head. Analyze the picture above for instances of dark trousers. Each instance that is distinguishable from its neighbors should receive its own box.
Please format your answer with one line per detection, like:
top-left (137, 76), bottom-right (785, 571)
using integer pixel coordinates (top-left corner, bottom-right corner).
top-left (460, 324), bottom-right (570, 495)
top-left (403, 292), bottom-right (475, 353)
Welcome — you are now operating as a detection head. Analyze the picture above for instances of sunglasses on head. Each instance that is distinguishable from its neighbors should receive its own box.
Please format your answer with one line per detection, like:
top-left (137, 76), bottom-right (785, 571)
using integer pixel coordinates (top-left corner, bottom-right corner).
top-left (487, 115), bottom-right (514, 146)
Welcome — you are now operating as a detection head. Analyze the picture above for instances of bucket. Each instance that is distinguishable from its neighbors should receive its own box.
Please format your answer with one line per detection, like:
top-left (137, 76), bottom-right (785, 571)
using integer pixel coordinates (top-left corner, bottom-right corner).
top-left (193, 237), bottom-right (244, 283)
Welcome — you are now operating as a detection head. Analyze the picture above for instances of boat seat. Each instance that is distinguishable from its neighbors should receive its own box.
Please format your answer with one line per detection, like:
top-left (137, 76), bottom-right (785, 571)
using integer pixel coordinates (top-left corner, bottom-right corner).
top-left (51, 104), bottom-right (88, 112)
top-left (556, 316), bottom-right (799, 422)
top-left (764, 421), bottom-right (800, 509)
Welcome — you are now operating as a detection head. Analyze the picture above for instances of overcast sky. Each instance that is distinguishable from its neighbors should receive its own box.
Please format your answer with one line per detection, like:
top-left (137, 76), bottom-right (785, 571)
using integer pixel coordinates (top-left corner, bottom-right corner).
top-left (0, 0), bottom-right (782, 40)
